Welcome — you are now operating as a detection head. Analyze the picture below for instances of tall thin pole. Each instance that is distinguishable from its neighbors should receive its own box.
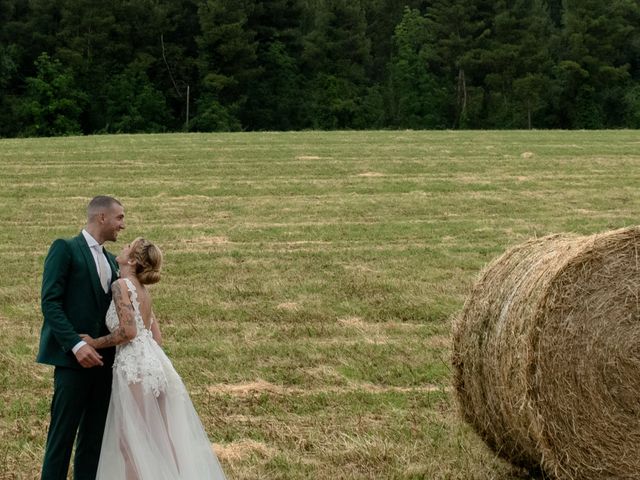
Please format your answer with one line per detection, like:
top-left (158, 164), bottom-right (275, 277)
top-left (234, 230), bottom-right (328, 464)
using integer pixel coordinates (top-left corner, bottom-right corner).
top-left (186, 85), bottom-right (190, 131)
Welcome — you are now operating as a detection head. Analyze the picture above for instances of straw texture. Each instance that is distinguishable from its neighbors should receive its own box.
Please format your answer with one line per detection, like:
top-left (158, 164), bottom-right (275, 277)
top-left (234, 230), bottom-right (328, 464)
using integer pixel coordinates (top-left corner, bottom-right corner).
top-left (453, 226), bottom-right (640, 479)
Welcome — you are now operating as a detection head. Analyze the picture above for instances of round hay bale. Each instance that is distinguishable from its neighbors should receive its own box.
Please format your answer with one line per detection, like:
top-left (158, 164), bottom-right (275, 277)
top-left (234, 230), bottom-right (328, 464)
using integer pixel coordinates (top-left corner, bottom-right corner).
top-left (452, 226), bottom-right (640, 479)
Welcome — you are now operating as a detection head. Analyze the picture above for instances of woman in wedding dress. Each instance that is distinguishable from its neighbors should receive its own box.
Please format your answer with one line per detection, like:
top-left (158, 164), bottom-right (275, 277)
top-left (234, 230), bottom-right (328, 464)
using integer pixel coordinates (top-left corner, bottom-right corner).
top-left (81, 237), bottom-right (226, 479)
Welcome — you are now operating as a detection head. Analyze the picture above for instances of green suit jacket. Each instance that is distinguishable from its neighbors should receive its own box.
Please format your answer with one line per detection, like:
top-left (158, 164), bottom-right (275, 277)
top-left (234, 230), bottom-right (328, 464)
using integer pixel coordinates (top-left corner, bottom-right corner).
top-left (37, 233), bottom-right (118, 369)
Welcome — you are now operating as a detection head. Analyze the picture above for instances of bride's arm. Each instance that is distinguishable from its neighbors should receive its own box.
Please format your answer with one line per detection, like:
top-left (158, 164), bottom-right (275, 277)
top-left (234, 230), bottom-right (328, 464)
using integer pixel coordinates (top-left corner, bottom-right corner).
top-left (150, 309), bottom-right (162, 346)
top-left (81, 280), bottom-right (137, 349)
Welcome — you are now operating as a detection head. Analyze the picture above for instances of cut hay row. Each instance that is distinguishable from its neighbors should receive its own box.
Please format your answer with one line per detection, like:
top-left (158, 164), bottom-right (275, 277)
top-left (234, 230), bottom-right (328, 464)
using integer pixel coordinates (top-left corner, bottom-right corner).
top-left (453, 226), bottom-right (640, 479)
top-left (206, 379), bottom-right (448, 397)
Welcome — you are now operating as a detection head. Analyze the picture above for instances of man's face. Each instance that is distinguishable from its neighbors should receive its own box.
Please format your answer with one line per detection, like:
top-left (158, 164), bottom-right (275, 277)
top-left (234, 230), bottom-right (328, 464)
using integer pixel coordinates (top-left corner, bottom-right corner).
top-left (99, 204), bottom-right (125, 242)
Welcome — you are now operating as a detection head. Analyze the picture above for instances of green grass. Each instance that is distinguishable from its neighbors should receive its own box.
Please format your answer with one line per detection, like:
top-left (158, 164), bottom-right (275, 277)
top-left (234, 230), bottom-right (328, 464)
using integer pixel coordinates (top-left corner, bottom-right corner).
top-left (1, 130), bottom-right (639, 479)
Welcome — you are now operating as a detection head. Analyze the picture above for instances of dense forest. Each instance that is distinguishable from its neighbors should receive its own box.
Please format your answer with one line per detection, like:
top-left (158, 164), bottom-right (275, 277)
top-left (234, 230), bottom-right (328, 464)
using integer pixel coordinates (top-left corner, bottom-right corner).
top-left (1, 0), bottom-right (639, 136)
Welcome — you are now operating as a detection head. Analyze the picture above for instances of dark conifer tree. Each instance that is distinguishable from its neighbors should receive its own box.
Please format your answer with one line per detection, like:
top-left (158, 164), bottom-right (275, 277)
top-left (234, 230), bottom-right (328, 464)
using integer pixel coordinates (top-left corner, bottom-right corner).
top-left (302, 0), bottom-right (373, 128)
top-left (194, 0), bottom-right (259, 130)
top-left (241, 0), bottom-right (306, 130)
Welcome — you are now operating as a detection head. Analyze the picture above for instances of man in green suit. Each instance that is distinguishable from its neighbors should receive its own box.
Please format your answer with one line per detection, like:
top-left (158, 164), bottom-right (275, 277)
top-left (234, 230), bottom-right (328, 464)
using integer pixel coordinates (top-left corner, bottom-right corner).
top-left (38, 196), bottom-right (126, 480)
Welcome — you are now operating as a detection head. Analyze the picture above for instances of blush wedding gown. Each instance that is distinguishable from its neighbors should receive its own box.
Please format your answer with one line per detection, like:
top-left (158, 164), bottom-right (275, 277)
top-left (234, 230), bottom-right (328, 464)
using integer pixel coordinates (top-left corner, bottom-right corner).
top-left (96, 278), bottom-right (226, 479)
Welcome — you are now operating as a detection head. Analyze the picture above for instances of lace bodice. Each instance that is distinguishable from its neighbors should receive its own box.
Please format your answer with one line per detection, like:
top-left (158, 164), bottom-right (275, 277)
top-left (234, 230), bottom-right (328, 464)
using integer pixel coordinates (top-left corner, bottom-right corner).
top-left (106, 278), bottom-right (168, 397)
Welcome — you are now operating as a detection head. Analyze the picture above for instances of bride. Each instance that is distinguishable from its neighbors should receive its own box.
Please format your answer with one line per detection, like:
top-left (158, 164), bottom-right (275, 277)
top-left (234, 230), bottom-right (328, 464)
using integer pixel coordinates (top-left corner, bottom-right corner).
top-left (81, 237), bottom-right (226, 479)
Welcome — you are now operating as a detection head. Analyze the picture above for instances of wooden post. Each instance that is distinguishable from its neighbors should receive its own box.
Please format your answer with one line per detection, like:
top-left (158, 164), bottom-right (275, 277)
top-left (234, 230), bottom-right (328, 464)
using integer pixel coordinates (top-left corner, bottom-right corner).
top-left (186, 85), bottom-right (190, 131)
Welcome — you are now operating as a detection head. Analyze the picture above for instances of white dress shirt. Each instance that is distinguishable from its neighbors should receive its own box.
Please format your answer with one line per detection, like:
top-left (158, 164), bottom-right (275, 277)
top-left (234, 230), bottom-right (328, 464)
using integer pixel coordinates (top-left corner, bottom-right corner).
top-left (71, 230), bottom-right (113, 354)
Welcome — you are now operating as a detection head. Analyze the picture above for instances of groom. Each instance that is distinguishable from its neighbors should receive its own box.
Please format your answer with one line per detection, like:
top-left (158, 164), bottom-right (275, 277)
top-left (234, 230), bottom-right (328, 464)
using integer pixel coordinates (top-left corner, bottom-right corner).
top-left (37, 196), bottom-right (125, 480)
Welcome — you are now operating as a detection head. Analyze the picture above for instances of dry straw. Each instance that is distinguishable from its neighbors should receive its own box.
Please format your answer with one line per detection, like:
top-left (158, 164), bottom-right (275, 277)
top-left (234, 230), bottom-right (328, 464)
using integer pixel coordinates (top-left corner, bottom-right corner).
top-left (452, 226), bottom-right (640, 479)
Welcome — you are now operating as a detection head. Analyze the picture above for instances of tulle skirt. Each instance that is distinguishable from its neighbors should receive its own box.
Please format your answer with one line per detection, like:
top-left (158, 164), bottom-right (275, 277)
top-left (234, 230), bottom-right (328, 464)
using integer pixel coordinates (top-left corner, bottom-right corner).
top-left (96, 344), bottom-right (226, 479)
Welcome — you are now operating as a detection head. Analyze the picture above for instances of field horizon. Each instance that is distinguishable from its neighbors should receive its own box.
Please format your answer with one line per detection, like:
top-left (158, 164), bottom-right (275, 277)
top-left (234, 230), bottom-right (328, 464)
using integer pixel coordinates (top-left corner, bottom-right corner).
top-left (1, 130), bottom-right (639, 479)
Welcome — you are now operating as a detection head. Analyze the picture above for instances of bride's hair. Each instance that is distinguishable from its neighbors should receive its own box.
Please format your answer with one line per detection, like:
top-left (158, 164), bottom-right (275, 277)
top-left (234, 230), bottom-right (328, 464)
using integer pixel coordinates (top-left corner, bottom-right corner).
top-left (129, 237), bottom-right (163, 285)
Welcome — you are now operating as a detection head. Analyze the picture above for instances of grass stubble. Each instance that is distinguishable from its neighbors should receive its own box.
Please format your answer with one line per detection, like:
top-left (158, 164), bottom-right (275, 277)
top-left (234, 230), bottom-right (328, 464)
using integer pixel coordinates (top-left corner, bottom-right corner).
top-left (1, 130), bottom-right (639, 479)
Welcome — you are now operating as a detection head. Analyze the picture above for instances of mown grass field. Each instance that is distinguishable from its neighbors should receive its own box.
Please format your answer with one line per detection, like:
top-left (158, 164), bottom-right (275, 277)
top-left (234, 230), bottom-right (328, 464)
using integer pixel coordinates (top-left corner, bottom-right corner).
top-left (1, 130), bottom-right (639, 479)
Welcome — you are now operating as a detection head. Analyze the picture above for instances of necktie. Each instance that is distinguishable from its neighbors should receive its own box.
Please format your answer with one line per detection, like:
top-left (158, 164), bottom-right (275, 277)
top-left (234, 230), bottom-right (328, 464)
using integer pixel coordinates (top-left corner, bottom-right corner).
top-left (94, 245), bottom-right (110, 293)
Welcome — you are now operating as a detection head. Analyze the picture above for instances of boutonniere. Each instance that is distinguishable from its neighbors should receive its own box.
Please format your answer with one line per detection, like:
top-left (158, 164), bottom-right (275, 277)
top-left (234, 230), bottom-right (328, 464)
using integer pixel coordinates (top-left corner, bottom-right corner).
top-left (115, 265), bottom-right (121, 278)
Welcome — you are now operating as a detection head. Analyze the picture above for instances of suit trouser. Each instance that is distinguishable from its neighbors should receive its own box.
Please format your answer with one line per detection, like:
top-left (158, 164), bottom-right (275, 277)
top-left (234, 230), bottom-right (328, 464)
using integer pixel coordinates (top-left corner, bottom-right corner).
top-left (41, 365), bottom-right (112, 480)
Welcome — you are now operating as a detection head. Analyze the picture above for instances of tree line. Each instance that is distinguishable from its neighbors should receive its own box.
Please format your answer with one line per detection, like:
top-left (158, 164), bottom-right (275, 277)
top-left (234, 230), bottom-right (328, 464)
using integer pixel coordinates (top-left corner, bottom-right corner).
top-left (1, 0), bottom-right (639, 137)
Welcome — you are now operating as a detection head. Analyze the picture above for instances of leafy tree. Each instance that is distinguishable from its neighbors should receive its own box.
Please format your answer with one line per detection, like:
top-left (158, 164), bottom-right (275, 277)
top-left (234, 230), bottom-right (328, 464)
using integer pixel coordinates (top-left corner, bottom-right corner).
top-left (480, 0), bottom-right (556, 128)
top-left (55, 0), bottom-right (172, 131)
top-left (557, 0), bottom-right (640, 127)
top-left (191, 93), bottom-right (241, 131)
top-left (104, 61), bottom-right (171, 133)
top-left (10, 0), bottom-right (62, 78)
top-left (0, 45), bottom-right (19, 137)
top-left (17, 52), bottom-right (86, 136)
top-left (551, 59), bottom-right (591, 127)
top-left (388, 7), bottom-right (449, 128)
top-left (546, 0), bottom-right (564, 26)
top-left (0, 45), bottom-right (17, 89)
top-left (244, 40), bottom-right (305, 130)
top-left (623, 84), bottom-right (640, 128)
top-left (364, 0), bottom-right (420, 83)
top-left (425, 0), bottom-right (494, 127)
top-left (513, 73), bottom-right (548, 129)
top-left (302, 0), bottom-right (372, 128)
top-left (1, 0), bottom-right (640, 134)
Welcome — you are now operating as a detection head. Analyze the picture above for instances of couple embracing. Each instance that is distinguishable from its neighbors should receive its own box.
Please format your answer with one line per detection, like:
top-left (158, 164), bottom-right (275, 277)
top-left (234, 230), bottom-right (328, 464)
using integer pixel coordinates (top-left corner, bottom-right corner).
top-left (37, 196), bottom-right (226, 479)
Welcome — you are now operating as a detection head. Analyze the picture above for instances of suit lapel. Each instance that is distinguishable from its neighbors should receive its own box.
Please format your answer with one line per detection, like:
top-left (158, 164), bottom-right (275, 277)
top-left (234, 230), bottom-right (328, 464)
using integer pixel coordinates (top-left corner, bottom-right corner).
top-left (75, 233), bottom-right (104, 304)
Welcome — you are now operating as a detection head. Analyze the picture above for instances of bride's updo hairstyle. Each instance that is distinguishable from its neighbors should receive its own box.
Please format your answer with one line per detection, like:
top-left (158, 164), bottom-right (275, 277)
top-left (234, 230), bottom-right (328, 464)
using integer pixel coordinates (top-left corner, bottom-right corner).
top-left (129, 237), bottom-right (163, 285)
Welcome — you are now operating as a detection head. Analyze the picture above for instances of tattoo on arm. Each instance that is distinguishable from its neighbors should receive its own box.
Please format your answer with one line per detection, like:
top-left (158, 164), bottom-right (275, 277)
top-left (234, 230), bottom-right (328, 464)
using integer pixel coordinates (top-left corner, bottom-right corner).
top-left (93, 281), bottom-right (137, 349)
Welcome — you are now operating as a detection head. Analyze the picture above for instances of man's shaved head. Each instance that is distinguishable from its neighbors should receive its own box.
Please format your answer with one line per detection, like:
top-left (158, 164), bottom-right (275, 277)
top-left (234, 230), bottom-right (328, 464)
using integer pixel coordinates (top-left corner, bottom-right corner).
top-left (87, 196), bottom-right (122, 222)
top-left (85, 195), bottom-right (125, 244)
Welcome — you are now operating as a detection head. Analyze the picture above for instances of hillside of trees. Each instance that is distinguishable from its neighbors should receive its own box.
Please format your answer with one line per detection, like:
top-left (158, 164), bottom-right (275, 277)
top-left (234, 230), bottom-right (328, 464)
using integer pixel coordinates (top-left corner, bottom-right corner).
top-left (1, 0), bottom-right (639, 136)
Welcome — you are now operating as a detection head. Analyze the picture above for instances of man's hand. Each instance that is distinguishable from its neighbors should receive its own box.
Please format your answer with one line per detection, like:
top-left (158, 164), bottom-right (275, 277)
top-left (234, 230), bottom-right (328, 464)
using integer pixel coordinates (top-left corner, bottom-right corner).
top-left (74, 343), bottom-right (103, 368)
